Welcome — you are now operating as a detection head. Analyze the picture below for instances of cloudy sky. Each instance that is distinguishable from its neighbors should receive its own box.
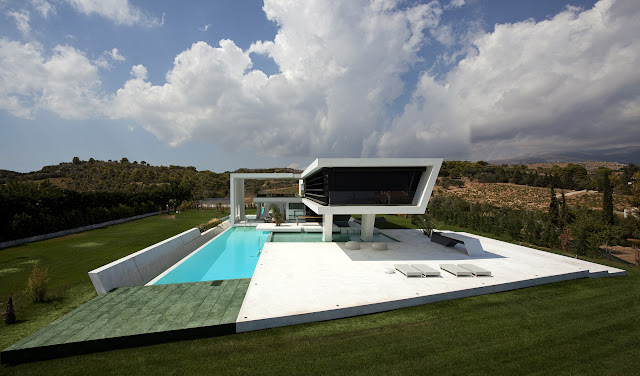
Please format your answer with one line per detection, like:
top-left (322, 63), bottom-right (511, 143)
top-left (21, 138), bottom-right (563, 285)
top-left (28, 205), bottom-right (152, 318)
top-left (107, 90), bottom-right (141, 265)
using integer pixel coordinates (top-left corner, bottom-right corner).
top-left (1, 0), bottom-right (639, 172)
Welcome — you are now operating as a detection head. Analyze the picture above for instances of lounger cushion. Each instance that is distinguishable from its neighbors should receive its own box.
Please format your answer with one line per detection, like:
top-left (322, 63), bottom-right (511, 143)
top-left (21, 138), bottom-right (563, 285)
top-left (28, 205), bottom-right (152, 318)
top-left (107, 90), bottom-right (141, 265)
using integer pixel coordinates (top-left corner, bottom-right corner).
top-left (394, 264), bottom-right (422, 277)
top-left (411, 264), bottom-right (440, 277)
top-left (439, 264), bottom-right (473, 277)
top-left (458, 264), bottom-right (491, 276)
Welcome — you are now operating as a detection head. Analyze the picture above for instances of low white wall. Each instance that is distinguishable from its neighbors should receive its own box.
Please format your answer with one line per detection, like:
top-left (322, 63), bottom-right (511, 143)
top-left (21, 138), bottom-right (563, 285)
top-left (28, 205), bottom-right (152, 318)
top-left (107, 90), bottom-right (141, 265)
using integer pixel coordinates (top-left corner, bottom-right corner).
top-left (88, 221), bottom-right (231, 294)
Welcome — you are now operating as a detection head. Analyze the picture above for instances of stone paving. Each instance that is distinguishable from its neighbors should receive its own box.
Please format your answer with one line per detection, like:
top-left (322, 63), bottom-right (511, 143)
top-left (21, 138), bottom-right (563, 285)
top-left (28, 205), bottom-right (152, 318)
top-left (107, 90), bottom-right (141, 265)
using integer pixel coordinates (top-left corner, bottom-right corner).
top-left (1, 279), bottom-right (250, 364)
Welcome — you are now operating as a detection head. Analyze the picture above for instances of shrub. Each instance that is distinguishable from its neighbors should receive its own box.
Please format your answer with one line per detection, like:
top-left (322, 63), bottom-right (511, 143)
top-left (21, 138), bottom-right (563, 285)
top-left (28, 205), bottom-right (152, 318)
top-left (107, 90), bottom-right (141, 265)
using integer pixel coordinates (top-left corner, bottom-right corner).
top-left (272, 206), bottom-right (284, 226)
top-left (26, 264), bottom-right (49, 303)
top-left (411, 212), bottom-right (434, 237)
top-left (4, 293), bottom-right (16, 324)
top-left (177, 200), bottom-right (192, 212)
top-left (198, 218), bottom-right (222, 233)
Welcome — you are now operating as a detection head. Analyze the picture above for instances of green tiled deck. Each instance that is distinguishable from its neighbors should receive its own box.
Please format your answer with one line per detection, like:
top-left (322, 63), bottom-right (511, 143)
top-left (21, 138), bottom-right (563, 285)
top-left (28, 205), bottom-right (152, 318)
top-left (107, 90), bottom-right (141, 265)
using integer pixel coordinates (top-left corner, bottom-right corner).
top-left (1, 279), bottom-right (251, 364)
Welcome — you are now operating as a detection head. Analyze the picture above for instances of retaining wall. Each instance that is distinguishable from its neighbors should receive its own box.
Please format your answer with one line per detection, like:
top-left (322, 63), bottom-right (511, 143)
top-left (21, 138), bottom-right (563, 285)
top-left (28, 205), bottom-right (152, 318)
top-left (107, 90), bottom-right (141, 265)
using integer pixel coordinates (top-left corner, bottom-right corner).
top-left (88, 220), bottom-right (231, 294)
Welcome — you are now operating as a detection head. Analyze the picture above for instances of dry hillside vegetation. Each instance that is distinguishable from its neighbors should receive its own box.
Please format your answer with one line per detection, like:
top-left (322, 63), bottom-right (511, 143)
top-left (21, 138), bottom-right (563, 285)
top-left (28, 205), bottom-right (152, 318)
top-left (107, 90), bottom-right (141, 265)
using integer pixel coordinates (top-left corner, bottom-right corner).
top-left (527, 161), bottom-right (624, 172)
top-left (436, 180), bottom-right (633, 211)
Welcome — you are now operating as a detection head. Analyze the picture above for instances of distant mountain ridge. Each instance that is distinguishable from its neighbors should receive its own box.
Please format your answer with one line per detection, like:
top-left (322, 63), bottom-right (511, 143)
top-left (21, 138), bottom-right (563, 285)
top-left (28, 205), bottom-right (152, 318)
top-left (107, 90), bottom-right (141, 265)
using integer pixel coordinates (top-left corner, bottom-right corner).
top-left (490, 146), bottom-right (640, 165)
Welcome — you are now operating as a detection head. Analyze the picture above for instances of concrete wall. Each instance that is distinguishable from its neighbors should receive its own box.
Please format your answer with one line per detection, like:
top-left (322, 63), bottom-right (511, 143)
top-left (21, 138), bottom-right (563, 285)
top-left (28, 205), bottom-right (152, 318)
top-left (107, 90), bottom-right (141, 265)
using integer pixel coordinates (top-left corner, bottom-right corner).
top-left (0, 212), bottom-right (159, 250)
top-left (88, 221), bottom-right (231, 294)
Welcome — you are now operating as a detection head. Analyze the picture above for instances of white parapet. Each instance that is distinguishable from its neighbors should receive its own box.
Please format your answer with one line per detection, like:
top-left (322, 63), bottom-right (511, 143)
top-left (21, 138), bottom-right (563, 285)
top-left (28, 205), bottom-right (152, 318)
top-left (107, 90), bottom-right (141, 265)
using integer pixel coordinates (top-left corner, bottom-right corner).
top-left (87, 223), bottom-right (229, 295)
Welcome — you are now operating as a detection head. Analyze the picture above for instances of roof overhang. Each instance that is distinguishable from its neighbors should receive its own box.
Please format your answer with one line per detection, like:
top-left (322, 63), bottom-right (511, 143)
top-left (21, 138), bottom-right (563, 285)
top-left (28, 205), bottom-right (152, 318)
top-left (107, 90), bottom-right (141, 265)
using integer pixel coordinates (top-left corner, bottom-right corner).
top-left (301, 158), bottom-right (443, 178)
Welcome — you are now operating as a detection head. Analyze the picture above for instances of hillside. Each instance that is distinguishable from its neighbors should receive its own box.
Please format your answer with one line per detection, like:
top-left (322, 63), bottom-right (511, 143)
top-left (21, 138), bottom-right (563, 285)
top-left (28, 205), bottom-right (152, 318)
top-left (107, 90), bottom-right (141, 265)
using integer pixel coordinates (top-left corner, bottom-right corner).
top-left (0, 158), bottom-right (301, 199)
top-left (435, 180), bottom-right (634, 212)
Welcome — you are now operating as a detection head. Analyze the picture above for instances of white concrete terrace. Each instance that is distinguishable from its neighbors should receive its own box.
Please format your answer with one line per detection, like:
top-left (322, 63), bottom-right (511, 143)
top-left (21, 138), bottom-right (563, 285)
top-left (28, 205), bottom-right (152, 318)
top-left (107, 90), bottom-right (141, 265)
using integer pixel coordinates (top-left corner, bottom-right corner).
top-left (236, 229), bottom-right (625, 332)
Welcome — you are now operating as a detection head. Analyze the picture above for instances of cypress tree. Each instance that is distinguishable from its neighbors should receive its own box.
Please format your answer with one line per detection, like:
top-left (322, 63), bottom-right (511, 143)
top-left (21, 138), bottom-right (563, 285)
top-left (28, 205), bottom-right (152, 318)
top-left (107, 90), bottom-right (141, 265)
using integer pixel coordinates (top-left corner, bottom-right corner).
top-left (560, 190), bottom-right (569, 226)
top-left (549, 186), bottom-right (559, 226)
top-left (602, 170), bottom-right (614, 225)
top-left (4, 292), bottom-right (16, 324)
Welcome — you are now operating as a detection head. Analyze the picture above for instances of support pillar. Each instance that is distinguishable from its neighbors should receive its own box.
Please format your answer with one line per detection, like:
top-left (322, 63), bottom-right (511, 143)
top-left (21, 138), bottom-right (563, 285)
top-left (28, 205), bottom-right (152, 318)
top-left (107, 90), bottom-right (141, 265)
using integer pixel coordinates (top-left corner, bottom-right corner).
top-left (322, 214), bottom-right (333, 242)
top-left (361, 214), bottom-right (375, 242)
top-left (230, 177), bottom-right (236, 225)
top-left (237, 178), bottom-right (245, 223)
top-left (231, 177), bottom-right (245, 225)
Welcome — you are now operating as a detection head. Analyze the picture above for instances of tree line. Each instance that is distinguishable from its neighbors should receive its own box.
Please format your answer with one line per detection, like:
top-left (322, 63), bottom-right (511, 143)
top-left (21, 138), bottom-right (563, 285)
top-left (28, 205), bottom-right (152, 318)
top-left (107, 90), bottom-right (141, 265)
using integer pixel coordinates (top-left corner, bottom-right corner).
top-left (427, 186), bottom-right (640, 257)
top-left (0, 180), bottom-right (191, 242)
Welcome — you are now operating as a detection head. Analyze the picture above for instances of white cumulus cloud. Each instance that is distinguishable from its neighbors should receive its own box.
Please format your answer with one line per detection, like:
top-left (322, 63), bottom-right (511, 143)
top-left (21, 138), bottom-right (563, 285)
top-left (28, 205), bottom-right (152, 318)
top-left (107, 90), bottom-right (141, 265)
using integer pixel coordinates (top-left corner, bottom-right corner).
top-left (64, 0), bottom-right (161, 27)
top-left (109, 48), bottom-right (125, 61)
top-left (94, 48), bottom-right (125, 69)
top-left (379, 0), bottom-right (640, 160)
top-left (0, 39), bottom-right (104, 119)
top-left (111, 0), bottom-right (448, 157)
top-left (3, 0), bottom-right (639, 163)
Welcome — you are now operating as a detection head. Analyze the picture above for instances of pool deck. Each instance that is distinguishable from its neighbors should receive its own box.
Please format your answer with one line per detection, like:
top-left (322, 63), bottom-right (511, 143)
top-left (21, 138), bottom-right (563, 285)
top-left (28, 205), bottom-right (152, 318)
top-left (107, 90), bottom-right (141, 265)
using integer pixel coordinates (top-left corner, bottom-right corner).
top-left (1, 279), bottom-right (250, 364)
top-left (236, 229), bottom-right (625, 332)
top-left (2, 228), bottom-right (627, 364)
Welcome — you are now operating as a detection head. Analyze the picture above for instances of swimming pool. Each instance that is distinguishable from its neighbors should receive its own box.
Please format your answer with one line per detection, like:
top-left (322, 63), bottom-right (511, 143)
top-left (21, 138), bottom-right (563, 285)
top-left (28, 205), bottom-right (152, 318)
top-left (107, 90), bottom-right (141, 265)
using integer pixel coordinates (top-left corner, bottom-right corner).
top-left (150, 227), bottom-right (270, 285)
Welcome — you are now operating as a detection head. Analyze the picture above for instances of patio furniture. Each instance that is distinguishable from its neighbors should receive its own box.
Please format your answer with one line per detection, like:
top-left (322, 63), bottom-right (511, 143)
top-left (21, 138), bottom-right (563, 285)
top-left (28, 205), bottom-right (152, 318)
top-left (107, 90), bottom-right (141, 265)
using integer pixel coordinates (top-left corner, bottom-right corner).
top-left (440, 264), bottom-right (473, 277)
top-left (411, 264), bottom-right (440, 277)
top-left (394, 264), bottom-right (422, 277)
top-left (430, 231), bottom-right (464, 247)
top-left (458, 264), bottom-right (491, 276)
top-left (372, 242), bottom-right (388, 251)
top-left (345, 241), bottom-right (360, 250)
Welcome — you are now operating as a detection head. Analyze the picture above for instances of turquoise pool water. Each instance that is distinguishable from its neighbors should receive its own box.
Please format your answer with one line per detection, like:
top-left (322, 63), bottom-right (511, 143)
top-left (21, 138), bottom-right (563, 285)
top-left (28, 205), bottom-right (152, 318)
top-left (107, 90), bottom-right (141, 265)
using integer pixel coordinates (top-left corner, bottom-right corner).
top-left (271, 232), bottom-right (397, 242)
top-left (153, 227), bottom-right (269, 285)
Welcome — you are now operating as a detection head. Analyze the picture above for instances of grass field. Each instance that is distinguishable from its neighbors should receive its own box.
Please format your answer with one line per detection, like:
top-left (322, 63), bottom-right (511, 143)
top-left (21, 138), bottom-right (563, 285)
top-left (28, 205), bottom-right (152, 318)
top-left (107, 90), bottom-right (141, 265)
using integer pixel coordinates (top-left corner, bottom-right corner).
top-left (0, 210), bottom-right (227, 352)
top-left (1, 213), bottom-right (639, 375)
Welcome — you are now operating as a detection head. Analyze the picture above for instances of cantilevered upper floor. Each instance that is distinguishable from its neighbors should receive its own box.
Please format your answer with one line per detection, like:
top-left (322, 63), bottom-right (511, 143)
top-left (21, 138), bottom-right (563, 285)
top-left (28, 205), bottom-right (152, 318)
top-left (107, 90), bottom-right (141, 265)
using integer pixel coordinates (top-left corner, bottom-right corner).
top-left (300, 158), bottom-right (442, 216)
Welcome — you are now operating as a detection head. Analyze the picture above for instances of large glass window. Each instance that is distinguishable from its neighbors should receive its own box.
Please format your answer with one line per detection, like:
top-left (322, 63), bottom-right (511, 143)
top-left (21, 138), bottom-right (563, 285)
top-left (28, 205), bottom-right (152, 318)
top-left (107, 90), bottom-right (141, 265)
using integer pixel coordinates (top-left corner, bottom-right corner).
top-left (304, 167), bottom-right (424, 206)
top-left (288, 202), bottom-right (305, 219)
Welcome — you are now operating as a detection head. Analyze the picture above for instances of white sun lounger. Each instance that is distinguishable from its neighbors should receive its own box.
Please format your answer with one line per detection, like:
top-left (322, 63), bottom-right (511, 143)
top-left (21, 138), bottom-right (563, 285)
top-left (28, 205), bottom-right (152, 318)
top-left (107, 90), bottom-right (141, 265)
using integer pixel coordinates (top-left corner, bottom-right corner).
top-left (411, 264), bottom-right (440, 277)
top-left (395, 264), bottom-right (422, 278)
top-left (440, 264), bottom-right (472, 277)
top-left (458, 264), bottom-right (491, 276)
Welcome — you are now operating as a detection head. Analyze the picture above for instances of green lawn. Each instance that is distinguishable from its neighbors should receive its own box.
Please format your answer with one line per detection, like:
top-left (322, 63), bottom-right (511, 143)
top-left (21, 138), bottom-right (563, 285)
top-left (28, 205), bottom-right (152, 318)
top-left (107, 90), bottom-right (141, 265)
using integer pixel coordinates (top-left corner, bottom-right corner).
top-left (3, 268), bottom-right (639, 375)
top-left (0, 210), bottom-right (227, 351)
top-left (2, 213), bottom-right (639, 375)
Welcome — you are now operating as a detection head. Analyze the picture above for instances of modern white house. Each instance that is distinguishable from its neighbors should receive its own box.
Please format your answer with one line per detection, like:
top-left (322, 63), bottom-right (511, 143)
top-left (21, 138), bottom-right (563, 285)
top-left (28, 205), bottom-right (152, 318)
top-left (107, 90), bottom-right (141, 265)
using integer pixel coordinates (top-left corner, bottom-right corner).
top-left (230, 158), bottom-right (443, 241)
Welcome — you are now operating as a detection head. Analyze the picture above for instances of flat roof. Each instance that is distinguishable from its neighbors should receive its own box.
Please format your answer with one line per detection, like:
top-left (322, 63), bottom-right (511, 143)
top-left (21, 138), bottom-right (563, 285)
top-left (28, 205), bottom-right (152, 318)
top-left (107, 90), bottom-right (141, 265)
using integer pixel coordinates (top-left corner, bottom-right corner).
top-left (301, 158), bottom-right (444, 178)
top-left (230, 173), bottom-right (301, 180)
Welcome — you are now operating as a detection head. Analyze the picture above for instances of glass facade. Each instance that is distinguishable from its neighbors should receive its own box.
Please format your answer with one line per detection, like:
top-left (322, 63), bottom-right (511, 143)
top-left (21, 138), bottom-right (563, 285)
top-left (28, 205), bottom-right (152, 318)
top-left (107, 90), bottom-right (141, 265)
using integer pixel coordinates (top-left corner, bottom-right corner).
top-left (288, 202), bottom-right (305, 219)
top-left (304, 167), bottom-right (424, 206)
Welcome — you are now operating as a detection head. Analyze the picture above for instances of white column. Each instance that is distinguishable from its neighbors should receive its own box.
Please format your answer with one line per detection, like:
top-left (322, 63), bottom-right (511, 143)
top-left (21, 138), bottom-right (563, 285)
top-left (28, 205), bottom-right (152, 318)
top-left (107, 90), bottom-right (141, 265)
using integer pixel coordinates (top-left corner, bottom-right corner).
top-left (322, 214), bottom-right (333, 242)
top-left (237, 178), bottom-right (245, 222)
top-left (230, 177), bottom-right (236, 225)
top-left (360, 214), bottom-right (375, 242)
